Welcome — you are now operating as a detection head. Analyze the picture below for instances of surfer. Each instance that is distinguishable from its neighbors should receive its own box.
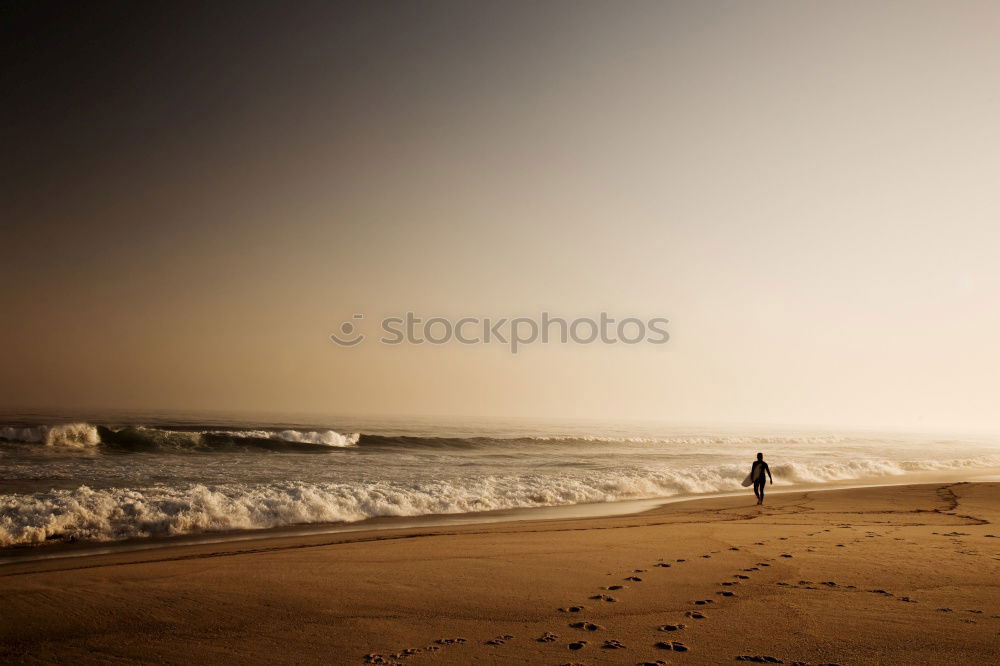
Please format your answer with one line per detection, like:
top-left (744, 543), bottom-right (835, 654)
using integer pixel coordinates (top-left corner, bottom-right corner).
top-left (750, 452), bottom-right (773, 505)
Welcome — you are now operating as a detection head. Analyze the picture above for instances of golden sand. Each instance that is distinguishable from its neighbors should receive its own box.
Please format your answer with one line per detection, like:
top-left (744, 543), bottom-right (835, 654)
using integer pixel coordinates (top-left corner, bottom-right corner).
top-left (2, 482), bottom-right (997, 664)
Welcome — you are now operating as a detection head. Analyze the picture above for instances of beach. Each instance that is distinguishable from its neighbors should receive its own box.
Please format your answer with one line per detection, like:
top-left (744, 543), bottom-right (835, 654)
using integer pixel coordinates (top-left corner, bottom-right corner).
top-left (7, 2), bottom-right (1000, 664)
top-left (2, 481), bottom-right (997, 664)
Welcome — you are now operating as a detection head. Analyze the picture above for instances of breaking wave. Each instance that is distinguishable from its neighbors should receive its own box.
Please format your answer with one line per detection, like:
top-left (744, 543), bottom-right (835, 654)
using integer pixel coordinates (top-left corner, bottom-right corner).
top-left (0, 424), bottom-right (359, 451)
top-left (0, 424), bottom-right (862, 453)
top-left (0, 423), bottom-right (993, 456)
top-left (0, 423), bottom-right (101, 449)
top-left (2, 454), bottom-right (997, 546)
top-left (773, 456), bottom-right (1000, 482)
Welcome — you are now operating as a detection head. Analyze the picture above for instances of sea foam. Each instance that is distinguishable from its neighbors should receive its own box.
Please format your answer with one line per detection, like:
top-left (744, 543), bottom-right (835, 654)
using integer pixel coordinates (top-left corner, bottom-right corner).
top-left (2, 454), bottom-right (997, 546)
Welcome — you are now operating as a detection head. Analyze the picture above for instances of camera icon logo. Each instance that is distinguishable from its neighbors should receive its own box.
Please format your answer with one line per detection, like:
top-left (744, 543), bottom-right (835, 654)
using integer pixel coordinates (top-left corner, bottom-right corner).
top-left (329, 314), bottom-right (366, 347)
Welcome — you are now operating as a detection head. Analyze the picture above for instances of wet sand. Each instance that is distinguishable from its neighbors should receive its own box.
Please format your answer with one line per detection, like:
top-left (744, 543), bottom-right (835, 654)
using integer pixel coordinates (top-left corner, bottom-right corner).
top-left (1, 482), bottom-right (998, 664)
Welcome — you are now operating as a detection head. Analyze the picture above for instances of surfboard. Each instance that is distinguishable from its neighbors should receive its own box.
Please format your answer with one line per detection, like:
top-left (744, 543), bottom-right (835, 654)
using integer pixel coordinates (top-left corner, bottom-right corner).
top-left (742, 465), bottom-right (762, 487)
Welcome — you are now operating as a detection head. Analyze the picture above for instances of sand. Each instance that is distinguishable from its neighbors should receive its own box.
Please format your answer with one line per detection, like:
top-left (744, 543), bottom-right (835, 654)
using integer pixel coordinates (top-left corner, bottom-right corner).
top-left (1, 482), bottom-right (998, 665)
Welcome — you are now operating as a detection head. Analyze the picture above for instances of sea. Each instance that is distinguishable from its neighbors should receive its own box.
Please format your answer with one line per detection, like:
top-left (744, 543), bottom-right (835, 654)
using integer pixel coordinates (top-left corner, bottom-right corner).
top-left (2, 411), bottom-right (998, 550)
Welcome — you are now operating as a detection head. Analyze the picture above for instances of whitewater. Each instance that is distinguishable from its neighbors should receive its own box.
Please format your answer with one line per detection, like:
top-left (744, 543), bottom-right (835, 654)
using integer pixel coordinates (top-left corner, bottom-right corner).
top-left (1, 416), bottom-right (998, 548)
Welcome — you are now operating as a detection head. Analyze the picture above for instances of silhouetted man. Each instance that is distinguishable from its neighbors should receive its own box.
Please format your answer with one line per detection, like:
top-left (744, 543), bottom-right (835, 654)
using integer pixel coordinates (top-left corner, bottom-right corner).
top-left (752, 452), bottom-right (773, 505)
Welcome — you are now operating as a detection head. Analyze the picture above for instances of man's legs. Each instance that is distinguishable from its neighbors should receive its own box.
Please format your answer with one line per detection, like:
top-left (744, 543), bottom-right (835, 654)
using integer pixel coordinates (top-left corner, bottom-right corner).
top-left (754, 478), bottom-right (765, 504)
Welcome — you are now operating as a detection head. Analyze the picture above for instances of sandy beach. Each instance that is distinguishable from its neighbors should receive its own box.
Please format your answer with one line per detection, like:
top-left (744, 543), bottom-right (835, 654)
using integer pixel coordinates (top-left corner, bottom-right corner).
top-left (1, 482), bottom-right (997, 665)
top-left (7, 2), bottom-right (1000, 664)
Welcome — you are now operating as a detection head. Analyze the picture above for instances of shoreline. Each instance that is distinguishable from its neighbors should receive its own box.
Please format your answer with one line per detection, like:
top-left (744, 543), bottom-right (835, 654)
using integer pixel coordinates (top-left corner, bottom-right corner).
top-left (4, 468), bottom-right (998, 567)
top-left (3, 481), bottom-right (998, 664)
top-left (2, 481), bottom-right (998, 663)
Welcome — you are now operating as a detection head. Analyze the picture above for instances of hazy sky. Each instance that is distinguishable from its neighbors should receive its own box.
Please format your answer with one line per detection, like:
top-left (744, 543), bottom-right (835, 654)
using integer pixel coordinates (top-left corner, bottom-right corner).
top-left (3, 1), bottom-right (1000, 430)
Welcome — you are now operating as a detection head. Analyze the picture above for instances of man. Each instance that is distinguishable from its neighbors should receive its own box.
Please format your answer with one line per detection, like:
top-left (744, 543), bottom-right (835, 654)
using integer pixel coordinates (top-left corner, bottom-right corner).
top-left (751, 452), bottom-right (773, 505)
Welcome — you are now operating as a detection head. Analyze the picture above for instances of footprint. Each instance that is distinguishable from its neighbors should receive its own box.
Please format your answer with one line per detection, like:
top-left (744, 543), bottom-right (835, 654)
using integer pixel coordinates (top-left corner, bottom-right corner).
top-left (684, 610), bottom-right (707, 619)
top-left (559, 606), bottom-right (587, 613)
top-left (655, 563), bottom-right (672, 568)
top-left (867, 589), bottom-right (893, 596)
top-left (625, 576), bottom-right (643, 582)
top-left (658, 623), bottom-right (686, 631)
top-left (569, 622), bottom-right (604, 631)
top-left (718, 591), bottom-right (736, 597)
top-left (701, 555), bottom-right (712, 558)
top-left (639, 661), bottom-right (669, 666)
top-left (602, 639), bottom-right (626, 649)
top-left (656, 640), bottom-right (689, 652)
top-left (692, 599), bottom-right (716, 605)
top-left (729, 547), bottom-right (741, 551)
top-left (821, 582), bottom-right (838, 587)
top-left (589, 594), bottom-right (617, 602)
top-left (735, 575), bottom-right (750, 579)
top-left (720, 581), bottom-right (740, 586)
top-left (634, 569), bottom-right (647, 573)
top-left (434, 638), bottom-right (467, 645)
top-left (485, 634), bottom-right (513, 646)
top-left (937, 608), bottom-right (953, 613)
top-left (568, 640), bottom-right (588, 650)
top-left (537, 632), bottom-right (559, 642)
top-left (605, 585), bottom-right (626, 590)
top-left (780, 554), bottom-right (793, 558)
top-left (676, 559), bottom-right (686, 562)
top-left (898, 597), bottom-right (917, 603)
top-left (736, 657), bottom-right (784, 663)
top-left (756, 563), bottom-right (771, 567)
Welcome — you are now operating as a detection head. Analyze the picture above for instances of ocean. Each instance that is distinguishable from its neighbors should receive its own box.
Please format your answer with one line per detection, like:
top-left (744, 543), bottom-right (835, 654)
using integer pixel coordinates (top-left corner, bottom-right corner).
top-left (2, 412), bottom-right (998, 549)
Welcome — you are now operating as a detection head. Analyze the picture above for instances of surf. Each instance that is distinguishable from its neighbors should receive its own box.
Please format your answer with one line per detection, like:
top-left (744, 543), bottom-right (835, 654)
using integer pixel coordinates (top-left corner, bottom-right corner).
top-left (2, 453), bottom-right (998, 547)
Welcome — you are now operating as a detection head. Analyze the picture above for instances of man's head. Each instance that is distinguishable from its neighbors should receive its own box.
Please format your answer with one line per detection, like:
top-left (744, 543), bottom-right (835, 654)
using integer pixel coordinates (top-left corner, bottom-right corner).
top-left (757, 452), bottom-right (763, 461)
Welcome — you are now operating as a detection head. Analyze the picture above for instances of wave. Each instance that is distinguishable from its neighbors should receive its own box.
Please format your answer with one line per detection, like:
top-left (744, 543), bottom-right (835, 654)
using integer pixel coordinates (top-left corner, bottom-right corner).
top-left (0, 423), bottom-right (862, 453)
top-left (352, 433), bottom-right (861, 450)
top-left (2, 454), bottom-right (997, 547)
top-left (0, 423), bottom-right (101, 449)
top-left (0, 471), bottom-right (728, 546)
top-left (225, 429), bottom-right (359, 447)
top-left (530, 435), bottom-right (857, 445)
top-left (774, 456), bottom-right (1000, 482)
top-left (0, 424), bottom-right (360, 451)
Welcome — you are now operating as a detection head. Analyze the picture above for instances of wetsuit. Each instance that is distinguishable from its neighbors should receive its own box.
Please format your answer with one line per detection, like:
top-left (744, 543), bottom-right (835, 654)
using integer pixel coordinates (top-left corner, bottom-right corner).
top-left (752, 460), bottom-right (770, 501)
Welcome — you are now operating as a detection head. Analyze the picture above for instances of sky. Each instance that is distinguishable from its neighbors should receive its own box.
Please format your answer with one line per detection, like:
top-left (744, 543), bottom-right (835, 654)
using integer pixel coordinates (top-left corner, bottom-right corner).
top-left (3, 1), bottom-right (1000, 430)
